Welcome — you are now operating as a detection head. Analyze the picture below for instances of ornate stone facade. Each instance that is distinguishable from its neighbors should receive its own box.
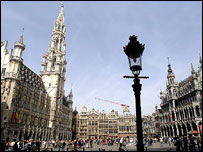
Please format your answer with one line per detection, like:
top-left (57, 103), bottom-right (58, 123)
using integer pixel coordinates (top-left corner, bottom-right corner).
top-left (142, 115), bottom-right (156, 138)
top-left (118, 114), bottom-right (136, 138)
top-left (159, 57), bottom-right (202, 137)
top-left (77, 106), bottom-right (136, 140)
top-left (1, 3), bottom-right (73, 142)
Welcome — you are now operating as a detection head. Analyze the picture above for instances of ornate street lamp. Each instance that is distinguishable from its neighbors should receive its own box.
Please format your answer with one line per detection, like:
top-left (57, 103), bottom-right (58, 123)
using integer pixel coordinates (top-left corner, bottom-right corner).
top-left (124, 35), bottom-right (144, 75)
top-left (123, 35), bottom-right (149, 151)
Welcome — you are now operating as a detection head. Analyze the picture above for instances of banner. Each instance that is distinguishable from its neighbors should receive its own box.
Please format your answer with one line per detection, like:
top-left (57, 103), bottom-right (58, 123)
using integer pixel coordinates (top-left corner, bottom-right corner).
top-left (199, 124), bottom-right (202, 134)
top-left (12, 110), bottom-right (19, 123)
top-left (62, 96), bottom-right (66, 104)
top-left (168, 113), bottom-right (174, 123)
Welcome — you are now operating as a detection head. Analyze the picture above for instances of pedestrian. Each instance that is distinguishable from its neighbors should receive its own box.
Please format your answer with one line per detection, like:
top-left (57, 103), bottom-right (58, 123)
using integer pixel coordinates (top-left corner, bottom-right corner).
top-left (45, 141), bottom-right (48, 149)
top-left (24, 140), bottom-right (28, 151)
top-left (90, 139), bottom-right (93, 148)
top-left (36, 140), bottom-right (40, 151)
top-left (62, 141), bottom-right (65, 151)
top-left (57, 140), bottom-right (61, 151)
top-left (13, 141), bottom-right (18, 151)
top-left (183, 136), bottom-right (188, 151)
top-left (160, 137), bottom-right (163, 148)
top-left (168, 137), bottom-right (171, 146)
top-left (175, 136), bottom-right (181, 151)
top-left (150, 138), bottom-right (153, 146)
top-left (189, 136), bottom-right (196, 151)
top-left (19, 140), bottom-right (24, 150)
top-left (1, 140), bottom-right (6, 151)
top-left (180, 136), bottom-right (183, 151)
top-left (197, 135), bottom-right (201, 150)
top-left (144, 138), bottom-right (148, 151)
top-left (74, 139), bottom-right (77, 150)
top-left (10, 141), bottom-right (15, 151)
top-left (171, 137), bottom-right (173, 144)
top-left (6, 141), bottom-right (10, 150)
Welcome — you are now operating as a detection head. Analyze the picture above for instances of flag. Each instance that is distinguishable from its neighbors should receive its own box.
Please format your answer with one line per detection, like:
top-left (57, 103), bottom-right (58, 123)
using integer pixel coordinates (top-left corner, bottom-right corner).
top-left (12, 110), bottom-right (19, 123)
top-left (12, 112), bottom-right (16, 119)
top-left (168, 113), bottom-right (174, 123)
top-left (62, 96), bottom-right (66, 104)
top-left (15, 110), bottom-right (19, 123)
top-left (57, 96), bottom-right (61, 99)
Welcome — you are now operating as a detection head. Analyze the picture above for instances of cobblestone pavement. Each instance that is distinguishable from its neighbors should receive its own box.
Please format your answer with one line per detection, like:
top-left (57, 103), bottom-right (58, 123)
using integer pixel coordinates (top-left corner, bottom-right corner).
top-left (5, 142), bottom-right (201, 151)
top-left (40, 142), bottom-right (177, 151)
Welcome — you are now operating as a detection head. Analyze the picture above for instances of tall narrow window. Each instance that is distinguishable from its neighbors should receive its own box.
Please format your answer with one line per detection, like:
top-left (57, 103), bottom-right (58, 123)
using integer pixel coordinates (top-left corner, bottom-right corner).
top-left (2, 68), bottom-right (6, 76)
top-left (55, 39), bottom-right (59, 49)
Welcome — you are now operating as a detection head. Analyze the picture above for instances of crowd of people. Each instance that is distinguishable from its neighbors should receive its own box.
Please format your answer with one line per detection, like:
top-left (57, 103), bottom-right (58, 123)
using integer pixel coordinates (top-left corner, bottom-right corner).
top-left (159, 135), bottom-right (202, 151)
top-left (1, 135), bottom-right (202, 151)
top-left (0, 138), bottom-right (118, 151)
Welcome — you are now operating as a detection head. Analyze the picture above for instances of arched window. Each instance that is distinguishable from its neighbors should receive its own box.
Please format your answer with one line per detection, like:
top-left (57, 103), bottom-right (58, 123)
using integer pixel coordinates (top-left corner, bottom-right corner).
top-left (196, 106), bottom-right (200, 117)
top-left (55, 39), bottom-right (59, 49)
top-left (52, 58), bottom-right (56, 69)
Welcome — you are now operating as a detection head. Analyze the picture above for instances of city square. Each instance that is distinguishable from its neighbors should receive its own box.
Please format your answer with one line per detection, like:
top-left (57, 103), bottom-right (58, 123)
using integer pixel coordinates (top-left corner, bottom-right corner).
top-left (1, 1), bottom-right (202, 151)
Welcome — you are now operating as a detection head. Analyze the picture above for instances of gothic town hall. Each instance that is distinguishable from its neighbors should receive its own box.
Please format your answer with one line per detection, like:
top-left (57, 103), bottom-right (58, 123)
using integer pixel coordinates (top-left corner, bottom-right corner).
top-left (1, 3), bottom-right (73, 142)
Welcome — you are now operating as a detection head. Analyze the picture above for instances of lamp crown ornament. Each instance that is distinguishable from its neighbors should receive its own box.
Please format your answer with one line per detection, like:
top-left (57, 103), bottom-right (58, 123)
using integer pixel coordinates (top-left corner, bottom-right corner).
top-left (124, 35), bottom-right (145, 59)
top-left (123, 35), bottom-right (145, 75)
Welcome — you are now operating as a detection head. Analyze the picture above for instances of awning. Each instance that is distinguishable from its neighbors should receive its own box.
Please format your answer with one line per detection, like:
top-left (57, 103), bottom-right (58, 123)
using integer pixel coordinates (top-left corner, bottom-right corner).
top-left (119, 134), bottom-right (137, 137)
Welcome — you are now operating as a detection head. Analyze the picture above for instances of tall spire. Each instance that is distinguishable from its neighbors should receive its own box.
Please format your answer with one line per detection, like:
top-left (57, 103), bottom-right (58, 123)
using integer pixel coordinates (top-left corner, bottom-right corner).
top-left (69, 88), bottom-right (73, 97)
top-left (167, 57), bottom-right (173, 74)
top-left (19, 28), bottom-right (24, 44)
top-left (14, 29), bottom-right (25, 50)
top-left (56, 2), bottom-right (64, 23)
top-left (191, 63), bottom-right (195, 74)
top-left (166, 57), bottom-right (177, 87)
top-left (199, 53), bottom-right (202, 65)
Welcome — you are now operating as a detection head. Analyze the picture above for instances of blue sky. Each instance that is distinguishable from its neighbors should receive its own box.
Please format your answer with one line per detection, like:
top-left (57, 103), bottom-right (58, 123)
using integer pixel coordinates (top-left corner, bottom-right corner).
top-left (1, 1), bottom-right (202, 116)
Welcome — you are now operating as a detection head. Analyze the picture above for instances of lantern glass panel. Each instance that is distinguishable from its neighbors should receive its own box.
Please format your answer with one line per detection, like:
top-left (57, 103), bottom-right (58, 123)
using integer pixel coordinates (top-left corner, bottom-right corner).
top-left (128, 55), bottom-right (142, 75)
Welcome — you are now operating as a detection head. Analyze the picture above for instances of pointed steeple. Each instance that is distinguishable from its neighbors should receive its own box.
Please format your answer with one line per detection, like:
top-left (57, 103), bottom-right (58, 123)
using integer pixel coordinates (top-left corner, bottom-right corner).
top-left (49, 2), bottom-right (66, 52)
top-left (166, 57), bottom-right (177, 88)
top-left (69, 88), bottom-right (73, 97)
top-left (56, 2), bottom-right (64, 23)
top-left (14, 30), bottom-right (25, 55)
top-left (19, 35), bottom-right (23, 44)
top-left (191, 63), bottom-right (195, 74)
top-left (167, 57), bottom-right (173, 74)
top-left (40, 3), bottom-right (67, 75)
top-left (19, 28), bottom-right (24, 44)
top-left (199, 54), bottom-right (202, 66)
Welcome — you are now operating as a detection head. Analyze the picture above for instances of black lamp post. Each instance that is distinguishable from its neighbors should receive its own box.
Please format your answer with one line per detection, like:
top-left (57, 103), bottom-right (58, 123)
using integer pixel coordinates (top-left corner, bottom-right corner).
top-left (123, 35), bottom-right (149, 151)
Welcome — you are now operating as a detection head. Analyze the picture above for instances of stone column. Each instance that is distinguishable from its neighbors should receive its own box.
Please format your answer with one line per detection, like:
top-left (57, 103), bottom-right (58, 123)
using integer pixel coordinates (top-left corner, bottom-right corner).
top-left (30, 130), bottom-right (34, 140)
top-left (184, 123), bottom-right (188, 133)
top-left (175, 124), bottom-right (179, 136)
top-left (193, 106), bottom-right (197, 118)
top-left (21, 131), bottom-right (25, 141)
top-left (171, 125), bottom-right (175, 137)
top-left (16, 130), bottom-right (20, 141)
top-left (188, 107), bottom-right (191, 119)
top-left (160, 127), bottom-right (163, 137)
top-left (9, 130), bottom-right (15, 142)
top-left (3, 128), bottom-right (8, 142)
top-left (196, 121), bottom-right (201, 133)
